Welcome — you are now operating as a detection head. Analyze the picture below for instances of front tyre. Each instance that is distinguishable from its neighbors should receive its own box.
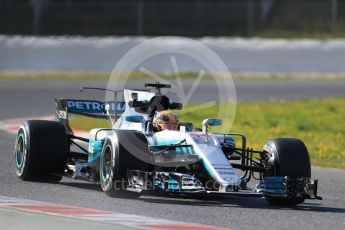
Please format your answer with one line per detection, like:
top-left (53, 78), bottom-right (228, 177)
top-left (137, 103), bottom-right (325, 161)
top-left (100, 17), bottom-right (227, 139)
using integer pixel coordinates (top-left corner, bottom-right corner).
top-left (100, 138), bottom-right (121, 195)
top-left (14, 120), bottom-right (67, 181)
top-left (100, 131), bottom-right (151, 198)
top-left (262, 138), bottom-right (311, 205)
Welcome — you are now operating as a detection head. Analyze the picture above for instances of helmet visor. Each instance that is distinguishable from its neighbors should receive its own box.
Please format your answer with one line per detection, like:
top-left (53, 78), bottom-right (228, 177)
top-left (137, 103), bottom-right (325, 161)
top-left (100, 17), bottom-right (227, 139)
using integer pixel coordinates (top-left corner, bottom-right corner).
top-left (159, 123), bottom-right (178, 131)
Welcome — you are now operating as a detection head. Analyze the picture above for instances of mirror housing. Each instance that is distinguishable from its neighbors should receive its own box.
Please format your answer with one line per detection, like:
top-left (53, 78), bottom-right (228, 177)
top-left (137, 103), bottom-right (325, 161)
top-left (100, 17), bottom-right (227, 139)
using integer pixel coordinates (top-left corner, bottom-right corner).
top-left (125, 115), bottom-right (144, 123)
top-left (104, 104), bottom-right (111, 113)
top-left (202, 118), bottom-right (222, 137)
top-left (202, 118), bottom-right (222, 127)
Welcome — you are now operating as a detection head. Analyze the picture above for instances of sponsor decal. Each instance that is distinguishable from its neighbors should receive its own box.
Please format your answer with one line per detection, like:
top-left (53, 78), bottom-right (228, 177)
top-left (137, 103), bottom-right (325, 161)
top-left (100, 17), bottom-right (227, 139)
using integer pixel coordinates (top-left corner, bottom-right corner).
top-left (57, 110), bottom-right (67, 119)
top-left (191, 132), bottom-right (209, 137)
top-left (191, 133), bottom-right (209, 144)
top-left (66, 100), bottom-right (125, 114)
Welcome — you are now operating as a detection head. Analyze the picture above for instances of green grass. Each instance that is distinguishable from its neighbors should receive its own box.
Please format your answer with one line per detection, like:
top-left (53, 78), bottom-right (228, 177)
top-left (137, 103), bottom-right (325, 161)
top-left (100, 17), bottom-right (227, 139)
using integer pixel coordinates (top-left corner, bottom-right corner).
top-left (69, 97), bottom-right (345, 169)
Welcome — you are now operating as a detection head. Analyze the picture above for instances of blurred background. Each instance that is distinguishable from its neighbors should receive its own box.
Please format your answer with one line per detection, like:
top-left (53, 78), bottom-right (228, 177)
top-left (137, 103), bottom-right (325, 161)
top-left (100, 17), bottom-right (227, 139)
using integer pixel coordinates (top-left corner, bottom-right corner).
top-left (1, 0), bottom-right (345, 73)
top-left (1, 0), bottom-right (345, 38)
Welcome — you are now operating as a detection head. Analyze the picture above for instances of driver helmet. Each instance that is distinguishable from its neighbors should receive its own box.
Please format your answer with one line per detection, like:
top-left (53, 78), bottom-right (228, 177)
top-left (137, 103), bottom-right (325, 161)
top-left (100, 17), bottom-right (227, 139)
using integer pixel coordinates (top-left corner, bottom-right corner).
top-left (153, 110), bottom-right (180, 131)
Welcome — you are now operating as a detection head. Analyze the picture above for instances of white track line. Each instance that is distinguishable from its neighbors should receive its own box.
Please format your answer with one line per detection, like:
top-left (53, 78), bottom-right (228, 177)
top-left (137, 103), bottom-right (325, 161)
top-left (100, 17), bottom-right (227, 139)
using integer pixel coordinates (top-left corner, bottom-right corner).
top-left (0, 196), bottom-right (228, 230)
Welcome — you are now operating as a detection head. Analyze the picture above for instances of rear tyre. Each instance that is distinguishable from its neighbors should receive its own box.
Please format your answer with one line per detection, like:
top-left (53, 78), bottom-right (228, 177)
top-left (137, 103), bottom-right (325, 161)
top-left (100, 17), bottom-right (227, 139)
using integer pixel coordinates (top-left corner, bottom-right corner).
top-left (14, 120), bottom-right (68, 182)
top-left (100, 130), bottom-right (151, 198)
top-left (263, 138), bottom-right (311, 205)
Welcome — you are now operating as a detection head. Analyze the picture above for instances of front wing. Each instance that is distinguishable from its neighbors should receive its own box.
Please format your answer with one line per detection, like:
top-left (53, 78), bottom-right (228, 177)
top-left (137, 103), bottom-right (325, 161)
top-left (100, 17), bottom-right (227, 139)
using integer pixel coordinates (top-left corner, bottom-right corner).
top-left (126, 170), bottom-right (322, 200)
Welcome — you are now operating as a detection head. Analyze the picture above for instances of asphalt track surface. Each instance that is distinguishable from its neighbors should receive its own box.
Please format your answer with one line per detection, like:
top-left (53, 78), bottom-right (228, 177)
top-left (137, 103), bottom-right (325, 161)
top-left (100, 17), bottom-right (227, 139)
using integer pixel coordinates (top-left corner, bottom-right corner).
top-left (0, 207), bottom-right (137, 230)
top-left (0, 79), bottom-right (345, 229)
top-left (2, 37), bottom-right (345, 72)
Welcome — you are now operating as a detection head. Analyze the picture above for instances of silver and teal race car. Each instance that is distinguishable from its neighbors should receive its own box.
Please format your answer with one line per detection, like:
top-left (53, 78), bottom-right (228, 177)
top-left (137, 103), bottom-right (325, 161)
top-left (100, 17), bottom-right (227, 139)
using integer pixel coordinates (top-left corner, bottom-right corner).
top-left (14, 83), bottom-right (321, 205)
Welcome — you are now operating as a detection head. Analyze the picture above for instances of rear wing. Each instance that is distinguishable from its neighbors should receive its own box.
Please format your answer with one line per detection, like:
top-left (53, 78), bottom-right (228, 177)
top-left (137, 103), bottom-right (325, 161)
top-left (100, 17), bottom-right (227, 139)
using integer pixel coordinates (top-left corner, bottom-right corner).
top-left (55, 99), bottom-right (125, 134)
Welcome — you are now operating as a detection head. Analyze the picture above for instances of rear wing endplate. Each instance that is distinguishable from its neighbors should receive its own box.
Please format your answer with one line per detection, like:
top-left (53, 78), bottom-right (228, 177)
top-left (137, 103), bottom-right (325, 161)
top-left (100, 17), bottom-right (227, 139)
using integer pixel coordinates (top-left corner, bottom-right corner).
top-left (55, 99), bottom-right (125, 133)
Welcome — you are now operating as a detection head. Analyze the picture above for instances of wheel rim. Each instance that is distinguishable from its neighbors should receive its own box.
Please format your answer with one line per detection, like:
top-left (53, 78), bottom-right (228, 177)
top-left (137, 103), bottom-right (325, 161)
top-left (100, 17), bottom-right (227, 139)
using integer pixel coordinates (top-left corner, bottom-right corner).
top-left (15, 133), bottom-right (25, 169)
top-left (101, 145), bottom-right (112, 181)
top-left (262, 151), bottom-right (275, 177)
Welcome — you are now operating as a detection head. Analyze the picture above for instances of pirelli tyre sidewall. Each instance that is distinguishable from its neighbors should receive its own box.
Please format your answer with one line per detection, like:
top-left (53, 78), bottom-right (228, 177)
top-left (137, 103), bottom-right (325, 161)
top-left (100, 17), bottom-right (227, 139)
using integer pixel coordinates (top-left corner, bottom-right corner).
top-left (100, 130), bottom-right (151, 197)
top-left (14, 120), bottom-right (67, 181)
top-left (100, 136), bottom-right (119, 193)
top-left (15, 127), bottom-right (28, 178)
top-left (263, 138), bottom-right (311, 205)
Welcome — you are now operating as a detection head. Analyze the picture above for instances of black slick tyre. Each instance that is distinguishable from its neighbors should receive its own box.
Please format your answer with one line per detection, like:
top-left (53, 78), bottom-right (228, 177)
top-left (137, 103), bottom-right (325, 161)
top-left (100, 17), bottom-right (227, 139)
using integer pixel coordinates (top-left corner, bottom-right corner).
top-left (263, 138), bottom-right (311, 205)
top-left (14, 120), bottom-right (67, 182)
top-left (100, 130), bottom-right (151, 198)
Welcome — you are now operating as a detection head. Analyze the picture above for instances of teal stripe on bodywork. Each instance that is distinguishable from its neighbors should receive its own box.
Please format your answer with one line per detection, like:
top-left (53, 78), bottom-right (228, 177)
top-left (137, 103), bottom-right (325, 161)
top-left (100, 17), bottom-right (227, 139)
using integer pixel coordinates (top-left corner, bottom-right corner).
top-left (88, 139), bottom-right (103, 164)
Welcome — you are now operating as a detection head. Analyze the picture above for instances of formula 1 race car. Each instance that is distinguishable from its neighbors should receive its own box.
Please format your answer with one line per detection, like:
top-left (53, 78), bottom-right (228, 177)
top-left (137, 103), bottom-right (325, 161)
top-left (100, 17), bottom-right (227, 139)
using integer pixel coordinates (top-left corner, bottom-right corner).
top-left (14, 83), bottom-right (321, 205)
